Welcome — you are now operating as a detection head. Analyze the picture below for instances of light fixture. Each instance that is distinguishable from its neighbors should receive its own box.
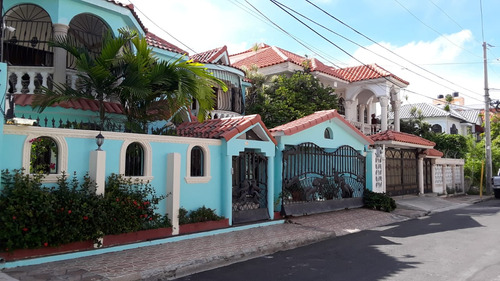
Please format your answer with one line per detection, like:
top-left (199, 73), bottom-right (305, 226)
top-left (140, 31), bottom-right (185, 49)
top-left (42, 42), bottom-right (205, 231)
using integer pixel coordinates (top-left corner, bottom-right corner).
top-left (30, 36), bottom-right (38, 47)
top-left (95, 132), bottom-right (104, 151)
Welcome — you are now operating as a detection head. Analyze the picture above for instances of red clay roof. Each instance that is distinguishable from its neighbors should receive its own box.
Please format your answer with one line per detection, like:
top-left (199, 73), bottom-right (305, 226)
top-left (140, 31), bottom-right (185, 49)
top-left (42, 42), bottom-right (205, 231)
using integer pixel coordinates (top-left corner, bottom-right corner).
top-left (14, 93), bottom-right (124, 114)
top-left (370, 130), bottom-right (435, 147)
top-left (190, 46), bottom-right (227, 63)
top-left (176, 114), bottom-right (277, 145)
top-left (230, 44), bottom-right (407, 84)
top-left (423, 148), bottom-right (443, 157)
top-left (145, 32), bottom-right (187, 55)
top-left (336, 64), bottom-right (409, 85)
top-left (270, 109), bottom-right (374, 145)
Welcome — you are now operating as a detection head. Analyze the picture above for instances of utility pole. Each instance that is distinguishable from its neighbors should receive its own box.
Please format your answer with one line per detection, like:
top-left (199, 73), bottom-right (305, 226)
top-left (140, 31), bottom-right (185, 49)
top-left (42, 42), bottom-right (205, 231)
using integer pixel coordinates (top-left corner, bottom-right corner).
top-left (483, 42), bottom-right (493, 194)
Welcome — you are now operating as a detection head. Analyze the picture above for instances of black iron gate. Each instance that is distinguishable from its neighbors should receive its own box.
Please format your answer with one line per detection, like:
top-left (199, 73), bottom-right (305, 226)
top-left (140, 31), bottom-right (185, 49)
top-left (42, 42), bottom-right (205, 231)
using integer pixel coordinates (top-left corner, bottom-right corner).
top-left (232, 151), bottom-right (269, 224)
top-left (424, 158), bottom-right (432, 193)
top-left (385, 148), bottom-right (418, 196)
top-left (281, 143), bottom-right (366, 216)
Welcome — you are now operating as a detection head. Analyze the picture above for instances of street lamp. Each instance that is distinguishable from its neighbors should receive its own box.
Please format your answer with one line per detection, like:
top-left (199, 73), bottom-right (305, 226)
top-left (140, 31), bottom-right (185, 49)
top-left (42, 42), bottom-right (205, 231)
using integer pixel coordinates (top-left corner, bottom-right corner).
top-left (95, 132), bottom-right (104, 151)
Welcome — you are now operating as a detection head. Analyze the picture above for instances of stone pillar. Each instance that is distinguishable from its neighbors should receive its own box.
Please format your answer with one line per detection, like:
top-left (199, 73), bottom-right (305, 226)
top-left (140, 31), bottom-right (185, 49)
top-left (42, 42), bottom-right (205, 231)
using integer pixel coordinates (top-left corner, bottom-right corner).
top-left (418, 156), bottom-right (424, 195)
top-left (89, 150), bottom-right (106, 195)
top-left (431, 160), bottom-right (436, 193)
top-left (344, 100), bottom-right (358, 122)
top-left (379, 96), bottom-right (389, 131)
top-left (442, 165), bottom-right (447, 195)
top-left (367, 105), bottom-right (373, 125)
top-left (392, 100), bottom-right (401, 132)
top-left (167, 153), bottom-right (181, 235)
top-left (359, 104), bottom-right (366, 123)
top-left (52, 24), bottom-right (70, 86)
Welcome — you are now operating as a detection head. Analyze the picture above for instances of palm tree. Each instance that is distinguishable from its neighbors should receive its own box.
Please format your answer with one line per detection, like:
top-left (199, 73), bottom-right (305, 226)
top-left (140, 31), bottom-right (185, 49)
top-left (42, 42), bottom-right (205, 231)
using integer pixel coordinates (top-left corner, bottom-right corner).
top-left (33, 28), bottom-right (226, 132)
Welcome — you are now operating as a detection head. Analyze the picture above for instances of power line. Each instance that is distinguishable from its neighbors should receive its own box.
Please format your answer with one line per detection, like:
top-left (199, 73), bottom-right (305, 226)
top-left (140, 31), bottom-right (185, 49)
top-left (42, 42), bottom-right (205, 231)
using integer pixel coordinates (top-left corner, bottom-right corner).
top-left (393, 0), bottom-right (481, 59)
top-left (304, 0), bottom-right (484, 102)
top-left (427, 0), bottom-right (466, 31)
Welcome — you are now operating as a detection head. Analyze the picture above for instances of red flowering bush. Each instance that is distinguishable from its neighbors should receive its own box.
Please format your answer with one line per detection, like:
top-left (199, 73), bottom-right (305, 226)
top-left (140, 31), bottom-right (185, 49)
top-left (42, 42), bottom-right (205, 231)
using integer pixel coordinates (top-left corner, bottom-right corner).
top-left (0, 170), bottom-right (170, 252)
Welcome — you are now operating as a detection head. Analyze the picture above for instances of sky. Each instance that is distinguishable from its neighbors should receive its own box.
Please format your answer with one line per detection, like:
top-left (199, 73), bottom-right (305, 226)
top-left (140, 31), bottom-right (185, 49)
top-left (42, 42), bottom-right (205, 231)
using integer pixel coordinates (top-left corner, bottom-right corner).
top-left (119, 0), bottom-right (500, 109)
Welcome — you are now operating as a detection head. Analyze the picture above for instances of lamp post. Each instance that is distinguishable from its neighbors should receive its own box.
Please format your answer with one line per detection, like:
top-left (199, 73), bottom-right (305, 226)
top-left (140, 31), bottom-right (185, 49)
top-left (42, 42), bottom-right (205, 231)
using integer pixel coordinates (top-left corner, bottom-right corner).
top-left (95, 132), bottom-right (104, 151)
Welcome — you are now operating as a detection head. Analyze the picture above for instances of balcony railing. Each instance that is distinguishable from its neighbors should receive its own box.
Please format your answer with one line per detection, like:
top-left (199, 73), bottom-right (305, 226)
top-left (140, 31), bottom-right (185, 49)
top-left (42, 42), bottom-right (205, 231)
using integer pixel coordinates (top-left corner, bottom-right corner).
top-left (8, 66), bottom-right (54, 94)
top-left (349, 120), bottom-right (394, 135)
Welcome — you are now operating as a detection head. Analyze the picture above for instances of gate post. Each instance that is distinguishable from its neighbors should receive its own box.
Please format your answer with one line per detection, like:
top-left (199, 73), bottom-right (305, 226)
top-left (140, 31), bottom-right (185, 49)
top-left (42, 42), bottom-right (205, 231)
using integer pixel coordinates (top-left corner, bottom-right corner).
top-left (267, 156), bottom-right (274, 219)
top-left (222, 153), bottom-right (233, 225)
top-left (167, 153), bottom-right (180, 235)
top-left (418, 155), bottom-right (424, 195)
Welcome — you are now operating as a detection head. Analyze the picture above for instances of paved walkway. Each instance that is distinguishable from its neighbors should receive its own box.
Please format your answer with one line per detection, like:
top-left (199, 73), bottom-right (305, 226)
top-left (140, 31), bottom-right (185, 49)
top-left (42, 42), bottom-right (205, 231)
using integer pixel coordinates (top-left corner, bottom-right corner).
top-left (0, 195), bottom-right (493, 281)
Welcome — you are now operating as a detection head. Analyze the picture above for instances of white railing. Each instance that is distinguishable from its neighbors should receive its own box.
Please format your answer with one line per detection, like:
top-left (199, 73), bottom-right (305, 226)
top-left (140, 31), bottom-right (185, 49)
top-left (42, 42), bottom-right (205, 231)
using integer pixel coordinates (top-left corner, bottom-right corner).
top-left (348, 120), bottom-right (394, 135)
top-left (209, 110), bottom-right (242, 119)
top-left (8, 66), bottom-right (54, 94)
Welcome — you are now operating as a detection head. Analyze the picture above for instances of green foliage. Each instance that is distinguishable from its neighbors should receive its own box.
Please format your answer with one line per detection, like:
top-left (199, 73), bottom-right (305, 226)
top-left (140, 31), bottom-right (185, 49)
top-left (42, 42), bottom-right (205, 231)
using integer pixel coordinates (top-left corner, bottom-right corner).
top-left (178, 206), bottom-right (224, 225)
top-left (0, 170), bottom-right (170, 252)
top-left (426, 133), bottom-right (467, 159)
top-left (33, 28), bottom-right (225, 132)
top-left (464, 133), bottom-right (500, 187)
top-left (363, 189), bottom-right (396, 212)
top-left (399, 107), bottom-right (431, 138)
top-left (245, 71), bottom-right (338, 128)
top-left (29, 137), bottom-right (57, 174)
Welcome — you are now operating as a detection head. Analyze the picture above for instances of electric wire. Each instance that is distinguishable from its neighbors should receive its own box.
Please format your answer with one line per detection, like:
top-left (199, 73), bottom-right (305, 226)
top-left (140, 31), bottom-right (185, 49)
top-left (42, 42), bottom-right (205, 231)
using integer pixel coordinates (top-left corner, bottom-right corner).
top-left (304, 0), bottom-right (485, 101)
top-left (274, 0), bottom-right (484, 103)
top-left (393, 0), bottom-right (481, 59)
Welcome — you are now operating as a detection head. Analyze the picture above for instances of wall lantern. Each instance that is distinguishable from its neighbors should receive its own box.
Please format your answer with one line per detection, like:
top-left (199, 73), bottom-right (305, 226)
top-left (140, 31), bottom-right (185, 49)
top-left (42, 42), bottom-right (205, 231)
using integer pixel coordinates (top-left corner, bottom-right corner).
top-left (95, 132), bottom-right (104, 151)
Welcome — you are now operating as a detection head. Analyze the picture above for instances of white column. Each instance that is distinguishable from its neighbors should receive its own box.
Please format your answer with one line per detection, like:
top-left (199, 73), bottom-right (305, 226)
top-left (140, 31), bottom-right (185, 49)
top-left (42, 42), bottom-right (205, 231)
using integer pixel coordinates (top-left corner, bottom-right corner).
top-left (431, 160), bottom-right (436, 193)
top-left (367, 105), bottom-right (373, 125)
top-left (418, 156), bottom-right (424, 195)
top-left (442, 165), bottom-right (447, 194)
top-left (52, 24), bottom-right (70, 86)
top-left (379, 96), bottom-right (389, 131)
top-left (392, 100), bottom-right (401, 132)
top-left (344, 99), bottom-right (358, 122)
top-left (359, 104), bottom-right (366, 123)
top-left (167, 153), bottom-right (181, 235)
top-left (89, 150), bottom-right (106, 195)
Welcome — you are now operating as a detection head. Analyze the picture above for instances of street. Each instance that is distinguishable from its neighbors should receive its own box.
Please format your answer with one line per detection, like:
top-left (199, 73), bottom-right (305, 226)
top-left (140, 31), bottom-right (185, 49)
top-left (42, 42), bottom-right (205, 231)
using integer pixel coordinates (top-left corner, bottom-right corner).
top-left (178, 199), bottom-right (500, 281)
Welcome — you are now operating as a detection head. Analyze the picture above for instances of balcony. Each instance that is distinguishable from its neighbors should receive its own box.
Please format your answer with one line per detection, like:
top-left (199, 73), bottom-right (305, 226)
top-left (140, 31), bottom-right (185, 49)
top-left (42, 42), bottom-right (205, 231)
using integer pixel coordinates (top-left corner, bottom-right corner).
top-left (348, 120), bottom-right (394, 136)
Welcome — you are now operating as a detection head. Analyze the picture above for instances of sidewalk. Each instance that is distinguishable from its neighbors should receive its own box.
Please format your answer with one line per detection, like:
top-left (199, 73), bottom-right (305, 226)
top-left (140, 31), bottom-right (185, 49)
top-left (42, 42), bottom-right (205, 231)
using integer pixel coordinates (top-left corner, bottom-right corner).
top-left (0, 195), bottom-right (493, 281)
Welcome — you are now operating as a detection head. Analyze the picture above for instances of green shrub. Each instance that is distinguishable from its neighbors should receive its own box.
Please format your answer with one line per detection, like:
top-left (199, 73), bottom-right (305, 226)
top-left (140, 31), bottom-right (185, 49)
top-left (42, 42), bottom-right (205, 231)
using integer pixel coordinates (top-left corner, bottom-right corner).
top-left (0, 170), bottom-right (170, 252)
top-left (363, 189), bottom-right (397, 212)
top-left (178, 206), bottom-right (224, 225)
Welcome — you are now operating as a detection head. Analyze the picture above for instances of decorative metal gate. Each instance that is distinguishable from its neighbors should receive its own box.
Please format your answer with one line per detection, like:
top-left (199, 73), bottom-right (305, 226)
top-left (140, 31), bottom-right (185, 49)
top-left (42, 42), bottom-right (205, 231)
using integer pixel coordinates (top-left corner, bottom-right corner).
top-left (281, 143), bottom-right (366, 216)
top-left (232, 151), bottom-right (269, 224)
top-left (424, 158), bottom-right (433, 193)
top-left (385, 148), bottom-right (418, 196)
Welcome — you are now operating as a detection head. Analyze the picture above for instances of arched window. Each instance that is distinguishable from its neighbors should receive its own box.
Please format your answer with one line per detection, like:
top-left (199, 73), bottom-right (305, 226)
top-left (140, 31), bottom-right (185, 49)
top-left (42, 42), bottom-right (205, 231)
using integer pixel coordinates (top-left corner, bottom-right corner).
top-left (338, 97), bottom-right (345, 115)
top-left (431, 124), bottom-right (442, 133)
top-left (191, 146), bottom-right (204, 177)
top-left (30, 136), bottom-right (58, 174)
top-left (3, 4), bottom-right (53, 67)
top-left (67, 13), bottom-right (110, 69)
top-left (125, 142), bottom-right (144, 177)
top-left (324, 128), bottom-right (333, 139)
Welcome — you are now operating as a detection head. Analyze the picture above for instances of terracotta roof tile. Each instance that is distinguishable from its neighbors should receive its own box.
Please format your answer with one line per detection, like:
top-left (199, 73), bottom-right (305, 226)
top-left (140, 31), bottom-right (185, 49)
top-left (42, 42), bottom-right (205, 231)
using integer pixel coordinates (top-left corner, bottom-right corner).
top-left (176, 114), bottom-right (277, 145)
top-left (14, 93), bottom-right (124, 114)
top-left (336, 64), bottom-right (409, 85)
top-left (370, 130), bottom-right (435, 146)
top-left (270, 109), bottom-right (374, 144)
top-left (145, 32), bottom-right (187, 55)
top-left (230, 44), bottom-right (405, 83)
top-left (190, 46), bottom-right (227, 63)
top-left (423, 148), bottom-right (443, 157)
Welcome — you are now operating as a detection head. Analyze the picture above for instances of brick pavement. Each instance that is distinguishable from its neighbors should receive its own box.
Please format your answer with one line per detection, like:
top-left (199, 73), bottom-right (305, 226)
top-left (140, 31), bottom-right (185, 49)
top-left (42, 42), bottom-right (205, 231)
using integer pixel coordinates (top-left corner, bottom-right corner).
top-left (1, 208), bottom-right (409, 281)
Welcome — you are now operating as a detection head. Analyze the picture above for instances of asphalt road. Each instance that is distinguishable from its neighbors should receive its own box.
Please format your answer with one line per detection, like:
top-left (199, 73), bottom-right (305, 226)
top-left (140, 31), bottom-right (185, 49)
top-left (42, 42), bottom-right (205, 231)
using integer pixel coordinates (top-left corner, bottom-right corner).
top-left (177, 199), bottom-right (500, 281)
